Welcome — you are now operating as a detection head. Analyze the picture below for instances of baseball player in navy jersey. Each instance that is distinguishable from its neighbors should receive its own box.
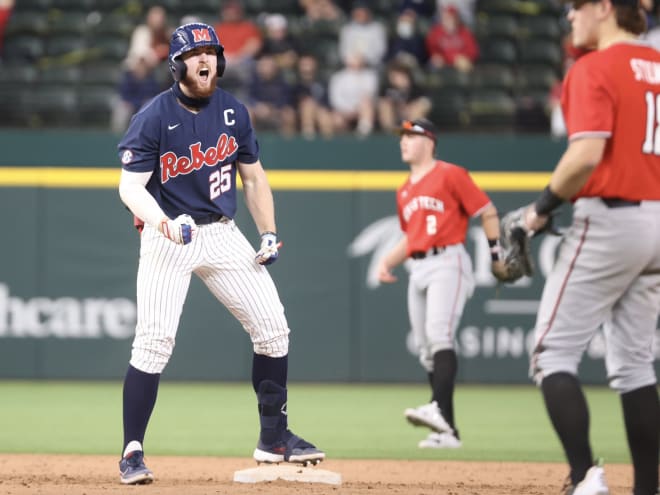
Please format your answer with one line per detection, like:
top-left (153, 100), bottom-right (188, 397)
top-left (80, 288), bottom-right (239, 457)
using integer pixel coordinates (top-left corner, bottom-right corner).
top-left (115, 22), bottom-right (324, 485)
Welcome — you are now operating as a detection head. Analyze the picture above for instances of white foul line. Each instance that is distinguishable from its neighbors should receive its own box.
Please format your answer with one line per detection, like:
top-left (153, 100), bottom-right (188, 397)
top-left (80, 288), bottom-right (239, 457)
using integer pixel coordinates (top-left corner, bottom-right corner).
top-left (484, 300), bottom-right (540, 315)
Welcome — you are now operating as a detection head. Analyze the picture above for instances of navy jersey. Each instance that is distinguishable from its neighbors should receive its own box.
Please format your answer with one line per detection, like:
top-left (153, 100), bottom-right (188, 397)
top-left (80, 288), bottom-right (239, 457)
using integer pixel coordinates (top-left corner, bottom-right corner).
top-left (118, 84), bottom-right (259, 220)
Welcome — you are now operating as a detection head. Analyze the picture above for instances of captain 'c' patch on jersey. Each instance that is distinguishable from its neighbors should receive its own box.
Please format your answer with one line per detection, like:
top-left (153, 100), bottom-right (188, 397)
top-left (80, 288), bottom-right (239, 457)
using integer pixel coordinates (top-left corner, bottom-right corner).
top-left (160, 133), bottom-right (238, 183)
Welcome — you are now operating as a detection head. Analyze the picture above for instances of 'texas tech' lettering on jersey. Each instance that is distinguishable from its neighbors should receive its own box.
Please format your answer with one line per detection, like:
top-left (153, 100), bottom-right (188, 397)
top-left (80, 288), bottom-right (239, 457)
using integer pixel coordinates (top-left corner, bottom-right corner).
top-left (402, 195), bottom-right (445, 222)
top-left (160, 133), bottom-right (238, 183)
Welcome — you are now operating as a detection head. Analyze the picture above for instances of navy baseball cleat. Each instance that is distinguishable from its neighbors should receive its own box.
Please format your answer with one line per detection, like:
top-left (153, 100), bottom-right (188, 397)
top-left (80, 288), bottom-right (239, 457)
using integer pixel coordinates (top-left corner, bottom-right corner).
top-left (119, 451), bottom-right (154, 485)
top-left (253, 430), bottom-right (325, 466)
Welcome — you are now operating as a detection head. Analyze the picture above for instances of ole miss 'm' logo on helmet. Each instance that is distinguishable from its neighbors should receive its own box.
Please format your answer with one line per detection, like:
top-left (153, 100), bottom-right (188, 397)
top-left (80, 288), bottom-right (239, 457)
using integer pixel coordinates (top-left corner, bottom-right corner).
top-left (191, 28), bottom-right (211, 43)
top-left (160, 133), bottom-right (238, 183)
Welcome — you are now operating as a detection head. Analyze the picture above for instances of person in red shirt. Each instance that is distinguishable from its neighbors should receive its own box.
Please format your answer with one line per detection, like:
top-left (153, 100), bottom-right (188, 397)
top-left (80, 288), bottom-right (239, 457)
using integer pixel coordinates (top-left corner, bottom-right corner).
top-left (377, 118), bottom-right (507, 449)
top-left (213, 0), bottom-right (262, 90)
top-left (0, 0), bottom-right (14, 56)
top-left (425, 5), bottom-right (478, 73)
top-left (514, 1), bottom-right (660, 494)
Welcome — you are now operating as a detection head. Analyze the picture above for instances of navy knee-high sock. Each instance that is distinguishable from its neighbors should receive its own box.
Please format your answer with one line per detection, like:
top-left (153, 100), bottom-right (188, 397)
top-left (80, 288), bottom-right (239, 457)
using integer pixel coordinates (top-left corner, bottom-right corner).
top-left (122, 365), bottom-right (160, 452)
top-left (541, 372), bottom-right (593, 485)
top-left (252, 353), bottom-right (288, 392)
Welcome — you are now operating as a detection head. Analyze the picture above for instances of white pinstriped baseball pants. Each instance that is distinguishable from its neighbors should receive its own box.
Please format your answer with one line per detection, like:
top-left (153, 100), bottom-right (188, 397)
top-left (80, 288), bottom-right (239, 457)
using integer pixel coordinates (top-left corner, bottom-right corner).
top-left (130, 219), bottom-right (290, 374)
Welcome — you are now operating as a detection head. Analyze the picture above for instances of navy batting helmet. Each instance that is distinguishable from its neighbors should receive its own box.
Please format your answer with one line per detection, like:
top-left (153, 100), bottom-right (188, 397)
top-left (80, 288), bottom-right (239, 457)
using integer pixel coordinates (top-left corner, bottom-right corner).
top-left (168, 22), bottom-right (226, 81)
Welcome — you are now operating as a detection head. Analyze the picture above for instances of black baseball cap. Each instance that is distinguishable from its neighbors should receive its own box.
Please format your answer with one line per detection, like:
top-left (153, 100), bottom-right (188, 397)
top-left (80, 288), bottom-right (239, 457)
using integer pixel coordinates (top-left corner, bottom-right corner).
top-left (396, 118), bottom-right (437, 141)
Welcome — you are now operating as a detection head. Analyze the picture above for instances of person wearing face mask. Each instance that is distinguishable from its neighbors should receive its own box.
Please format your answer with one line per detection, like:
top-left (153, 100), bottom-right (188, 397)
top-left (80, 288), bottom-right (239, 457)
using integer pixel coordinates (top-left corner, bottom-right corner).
top-left (386, 9), bottom-right (429, 67)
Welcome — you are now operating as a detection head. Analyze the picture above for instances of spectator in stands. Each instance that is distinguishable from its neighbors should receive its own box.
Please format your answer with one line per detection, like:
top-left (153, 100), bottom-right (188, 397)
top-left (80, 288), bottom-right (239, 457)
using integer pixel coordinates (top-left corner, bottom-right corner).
top-left (386, 9), bottom-right (428, 68)
top-left (260, 13), bottom-right (300, 73)
top-left (338, 1), bottom-right (387, 68)
top-left (247, 53), bottom-right (297, 136)
top-left (0, 0), bottom-right (14, 57)
top-left (644, 0), bottom-right (660, 47)
top-left (126, 5), bottom-right (172, 68)
top-left (111, 52), bottom-right (162, 133)
top-left (436, 0), bottom-right (476, 27)
top-left (294, 53), bottom-right (334, 139)
top-left (328, 52), bottom-right (378, 137)
top-left (377, 60), bottom-right (431, 133)
top-left (299, 0), bottom-right (344, 24)
top-left (425, 5), bottom-right (478, 73)
top-left (214, 0), bottom-right (262, 95)
top-left (399, 0), bottom-right (435, 17)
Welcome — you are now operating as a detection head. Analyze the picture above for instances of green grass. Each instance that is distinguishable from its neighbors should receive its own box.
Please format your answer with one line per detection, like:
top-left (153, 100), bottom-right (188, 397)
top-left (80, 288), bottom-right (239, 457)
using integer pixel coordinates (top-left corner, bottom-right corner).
top-left (0, 381), bottom-right (630, 463)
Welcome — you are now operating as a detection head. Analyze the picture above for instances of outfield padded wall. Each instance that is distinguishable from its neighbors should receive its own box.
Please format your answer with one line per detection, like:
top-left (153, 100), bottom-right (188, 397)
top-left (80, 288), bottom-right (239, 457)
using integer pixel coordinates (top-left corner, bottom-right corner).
top-left (0, 131), bottom-right (657, 383)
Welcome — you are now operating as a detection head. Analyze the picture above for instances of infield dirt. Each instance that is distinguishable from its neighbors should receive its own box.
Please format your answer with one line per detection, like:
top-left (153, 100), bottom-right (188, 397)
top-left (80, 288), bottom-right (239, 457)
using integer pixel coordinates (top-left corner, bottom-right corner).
top-left (0, 454), bottom-right (635, 495)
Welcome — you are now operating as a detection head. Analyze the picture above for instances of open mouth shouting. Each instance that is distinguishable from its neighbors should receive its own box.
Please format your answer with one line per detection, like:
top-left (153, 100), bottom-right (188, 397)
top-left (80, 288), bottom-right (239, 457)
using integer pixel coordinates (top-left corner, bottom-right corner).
top-left (198, 67), bottom-right (211, 84)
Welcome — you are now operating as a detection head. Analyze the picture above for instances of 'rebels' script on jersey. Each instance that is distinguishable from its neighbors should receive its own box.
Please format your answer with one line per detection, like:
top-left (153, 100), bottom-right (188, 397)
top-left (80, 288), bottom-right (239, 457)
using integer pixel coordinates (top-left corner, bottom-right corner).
top-left (160, 133), bottom-right (238, 183)
top-left (117, 84), bottom-right (260, 220)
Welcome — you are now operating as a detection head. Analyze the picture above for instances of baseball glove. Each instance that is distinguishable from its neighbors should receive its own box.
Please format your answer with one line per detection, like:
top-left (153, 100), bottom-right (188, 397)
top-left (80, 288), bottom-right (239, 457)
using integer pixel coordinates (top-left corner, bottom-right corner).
top-left (494, 206), bottom-right (534, 283)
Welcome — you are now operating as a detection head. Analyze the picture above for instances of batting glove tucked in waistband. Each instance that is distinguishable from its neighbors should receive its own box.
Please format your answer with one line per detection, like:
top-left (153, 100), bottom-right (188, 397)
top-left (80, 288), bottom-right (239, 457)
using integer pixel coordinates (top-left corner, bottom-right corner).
top-left (159, 214), bottom-right (198, 245)
top-left (255, 231), bottom-right (281, 265)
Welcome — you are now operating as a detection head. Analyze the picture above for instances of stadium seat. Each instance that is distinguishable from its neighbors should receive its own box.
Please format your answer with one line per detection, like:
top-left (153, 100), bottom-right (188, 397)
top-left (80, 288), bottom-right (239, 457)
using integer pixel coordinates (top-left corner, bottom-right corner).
top-left (0, 88), bottom-right (34, 126)
top-left (475, 14), bottom-right (518, 42)
top-left (428, 88), bottom-right (469, 129)
top-left (424, 67), bottom-right (470, 91)
top-left (518, 15), bottom-right (561, 41)
top-left (80, 62), bottom-right (122, 86)
top-left (3, 36), bottom-right (45, 62)
top-left (0, 64), bottom-right (39, 87)
top-left (516, 64), bottom-right (559, 93)
top-left (467, 89), bottom-right (516, 128)
top-left (93, 14), bottom-right (136, 38)
top-left (44, 35), bottom-right (86, 58)
top-left (243, 0), bottom-right (267, 16)
top-left (51, 0), bottom-right (96, 10)
top-left (27, 86), bottom-right (80, 127)
top-left (94, 0), bottom-right (130, 13)
top-left (90, 36), bottom-right (130, 62)
top-left (78, 86), bottom-right (117, 127)
top-left (38, 65), bottom-right (83, 85)
top-left (524, 0), bottom-right (562, 15)
top-left (471, 64), bottom-right (516, 94)
top-left (477, 0), bottom-right (523, 16)
top-left (176, 0), bottom-right (219, 16)
top-left (12, 0), bottom-right (52, 11)
top-left (518, 39), bottom-right (562, 67)
top-left (5, 11), bottom-right (49, 37)
top-left (478, 39), bottom-right (517, 65)
top-left (260, 0), bottom-right (300, 15)
top-left (142, 0), bottom-right (180, 11)
top-left (47, 11), bottom-right (90, 36)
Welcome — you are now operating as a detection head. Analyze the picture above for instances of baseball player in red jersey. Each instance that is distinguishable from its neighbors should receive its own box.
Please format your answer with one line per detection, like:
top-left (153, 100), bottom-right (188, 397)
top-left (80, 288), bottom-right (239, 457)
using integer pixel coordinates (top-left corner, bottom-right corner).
top-left (115, 23), bottom-right (323, 485)
top-left (511, 1), bottom-right (660, 494)
top-left (377, 118), bottom-right (508, 449)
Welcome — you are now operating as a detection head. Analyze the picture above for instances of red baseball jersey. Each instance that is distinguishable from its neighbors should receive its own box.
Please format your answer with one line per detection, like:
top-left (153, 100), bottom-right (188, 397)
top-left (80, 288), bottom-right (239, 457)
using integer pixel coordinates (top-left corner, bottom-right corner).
top-left (561, 41), bottom-right (660, 200)
top-left (397, 160), bottom-right (491, 255)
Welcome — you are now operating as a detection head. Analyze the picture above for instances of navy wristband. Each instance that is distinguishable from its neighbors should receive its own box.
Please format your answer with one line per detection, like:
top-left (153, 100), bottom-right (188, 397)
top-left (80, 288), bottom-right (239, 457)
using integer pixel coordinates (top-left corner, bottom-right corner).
top-left (535, 185), bottom-right (563, 216)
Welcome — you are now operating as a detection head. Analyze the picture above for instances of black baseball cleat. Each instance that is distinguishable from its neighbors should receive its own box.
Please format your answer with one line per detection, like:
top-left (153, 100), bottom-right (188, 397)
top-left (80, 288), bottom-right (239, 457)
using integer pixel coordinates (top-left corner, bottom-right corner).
top-left (253, 429), bottom-right (325, 466)
top-left (119, 450), bottom-right (154, 485)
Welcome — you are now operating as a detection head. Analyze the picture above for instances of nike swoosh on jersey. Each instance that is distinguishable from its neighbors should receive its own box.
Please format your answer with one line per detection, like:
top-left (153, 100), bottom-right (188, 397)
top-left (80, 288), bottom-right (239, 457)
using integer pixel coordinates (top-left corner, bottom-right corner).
top-left (167, 123), bottom-right (180, 130)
